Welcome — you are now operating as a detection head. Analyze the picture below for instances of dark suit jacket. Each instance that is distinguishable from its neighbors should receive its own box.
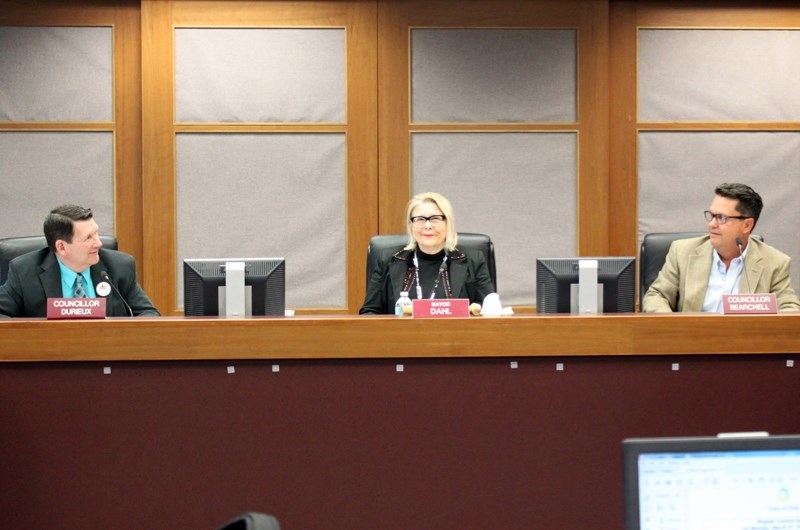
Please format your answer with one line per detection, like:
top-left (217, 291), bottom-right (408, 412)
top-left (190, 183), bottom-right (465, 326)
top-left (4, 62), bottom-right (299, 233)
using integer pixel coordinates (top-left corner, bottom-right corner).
top-left (0, 248), bottom-right (160, 317)
top-left (359, 247), bottom-right (495, 314)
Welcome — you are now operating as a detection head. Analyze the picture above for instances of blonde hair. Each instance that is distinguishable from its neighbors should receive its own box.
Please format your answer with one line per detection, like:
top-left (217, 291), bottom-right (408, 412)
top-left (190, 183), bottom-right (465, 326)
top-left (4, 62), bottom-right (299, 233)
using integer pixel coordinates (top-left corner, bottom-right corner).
top-left (404, 192), bottom-right (458, 252)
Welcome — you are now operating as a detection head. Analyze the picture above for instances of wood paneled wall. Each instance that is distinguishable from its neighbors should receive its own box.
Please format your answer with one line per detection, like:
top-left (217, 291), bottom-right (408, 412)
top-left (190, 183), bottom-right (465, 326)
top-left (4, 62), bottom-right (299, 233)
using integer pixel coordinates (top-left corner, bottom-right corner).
top-left (378, 0), bottom-right (610, 257)
top-left (141, 1), bottom-right (378, 315)
top-left (3, 0), bottom-right (799, 313)
top-left (0, 0), bottom-right (143, 264)
top-left (609, 1), bottom-right (800, 258)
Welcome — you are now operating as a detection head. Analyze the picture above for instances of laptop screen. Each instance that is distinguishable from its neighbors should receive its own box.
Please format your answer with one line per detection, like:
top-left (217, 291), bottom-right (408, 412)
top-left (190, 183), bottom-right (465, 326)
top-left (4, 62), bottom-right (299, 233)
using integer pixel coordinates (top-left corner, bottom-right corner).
top-left (623, 435), bottom-right (800, 530)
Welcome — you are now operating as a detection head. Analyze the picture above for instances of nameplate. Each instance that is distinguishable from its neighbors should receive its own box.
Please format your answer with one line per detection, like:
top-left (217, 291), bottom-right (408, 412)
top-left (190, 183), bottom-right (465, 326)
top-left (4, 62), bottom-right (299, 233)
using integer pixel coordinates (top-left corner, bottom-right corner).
top-left (722, 293), bottom-right (777, 315)
top-left (412, 299), bottom-right (470, 318)
top-left (46, 298), bottom-right (107, 319)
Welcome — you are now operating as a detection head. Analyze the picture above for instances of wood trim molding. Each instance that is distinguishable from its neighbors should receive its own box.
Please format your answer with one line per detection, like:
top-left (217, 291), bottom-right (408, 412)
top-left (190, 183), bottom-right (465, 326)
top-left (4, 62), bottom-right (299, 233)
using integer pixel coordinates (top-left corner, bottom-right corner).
top-left (141, 0), bottom-right (177, 314)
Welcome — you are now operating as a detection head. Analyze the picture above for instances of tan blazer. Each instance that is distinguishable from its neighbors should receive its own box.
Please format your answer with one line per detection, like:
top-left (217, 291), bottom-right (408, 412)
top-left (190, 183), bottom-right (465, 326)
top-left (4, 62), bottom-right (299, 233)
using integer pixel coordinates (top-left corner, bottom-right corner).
top-left (642, 235), bottom-right (800, 313)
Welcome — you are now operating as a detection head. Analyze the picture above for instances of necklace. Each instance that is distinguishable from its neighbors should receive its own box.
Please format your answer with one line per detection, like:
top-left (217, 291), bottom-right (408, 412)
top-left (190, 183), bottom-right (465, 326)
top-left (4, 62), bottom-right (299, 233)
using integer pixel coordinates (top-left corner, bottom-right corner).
top-left (412, 251), bottom-right (449, 299)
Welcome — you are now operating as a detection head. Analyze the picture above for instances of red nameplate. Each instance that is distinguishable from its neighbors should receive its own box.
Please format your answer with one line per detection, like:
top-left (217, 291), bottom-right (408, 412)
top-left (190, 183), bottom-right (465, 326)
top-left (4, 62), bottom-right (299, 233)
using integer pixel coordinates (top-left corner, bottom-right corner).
top-left (412, 298), bottom-right (470, 318)
top-left (722, 293), bottom-right (777, 314)
top-left (46, 298), bottom-right (107, 319)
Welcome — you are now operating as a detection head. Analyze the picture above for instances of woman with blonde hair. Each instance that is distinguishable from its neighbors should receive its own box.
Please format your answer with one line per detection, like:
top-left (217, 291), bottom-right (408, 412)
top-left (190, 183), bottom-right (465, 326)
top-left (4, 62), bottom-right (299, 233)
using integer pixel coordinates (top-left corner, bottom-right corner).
top-left (360, 192), bottom-right (495, 314)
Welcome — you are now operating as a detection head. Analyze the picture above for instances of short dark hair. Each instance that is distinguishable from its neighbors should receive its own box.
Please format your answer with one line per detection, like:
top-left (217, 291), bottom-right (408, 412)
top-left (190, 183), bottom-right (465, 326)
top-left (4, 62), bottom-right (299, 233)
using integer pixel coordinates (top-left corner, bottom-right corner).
top-left (714, 182), bottom-right (763, 227)
top-left (43, 205), bottom-right (94, 251)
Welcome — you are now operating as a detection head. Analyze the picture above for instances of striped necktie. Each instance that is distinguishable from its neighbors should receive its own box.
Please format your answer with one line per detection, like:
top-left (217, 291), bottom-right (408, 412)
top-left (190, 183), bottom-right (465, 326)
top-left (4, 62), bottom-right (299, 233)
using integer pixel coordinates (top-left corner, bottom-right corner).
top-left (74, 275), bottom-right (87, 298)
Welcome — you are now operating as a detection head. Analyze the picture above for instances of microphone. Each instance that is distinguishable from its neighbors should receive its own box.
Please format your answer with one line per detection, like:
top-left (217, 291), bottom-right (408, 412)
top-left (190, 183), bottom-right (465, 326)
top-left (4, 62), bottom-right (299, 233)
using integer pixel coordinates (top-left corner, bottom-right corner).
top-left (440, 254), bottom-right (452, 299)
top-left (100, 271), bottom-right (134, 317)
top-left (736, 237), bottom-right (753, 294)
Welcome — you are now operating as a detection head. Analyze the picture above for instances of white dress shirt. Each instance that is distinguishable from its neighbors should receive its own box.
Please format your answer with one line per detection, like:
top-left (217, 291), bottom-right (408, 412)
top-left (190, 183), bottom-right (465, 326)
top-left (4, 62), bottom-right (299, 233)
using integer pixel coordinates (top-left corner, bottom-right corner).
top-left (702, 246), bottom-right (748, 313)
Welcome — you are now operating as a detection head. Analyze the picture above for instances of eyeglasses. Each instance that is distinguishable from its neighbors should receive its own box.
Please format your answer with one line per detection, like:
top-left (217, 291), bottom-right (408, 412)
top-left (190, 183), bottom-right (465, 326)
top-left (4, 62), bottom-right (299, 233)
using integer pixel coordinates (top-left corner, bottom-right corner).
top-left (410, 215), bottom-right (446, 227)
top-left (704, 211), bottom-right (751, 224)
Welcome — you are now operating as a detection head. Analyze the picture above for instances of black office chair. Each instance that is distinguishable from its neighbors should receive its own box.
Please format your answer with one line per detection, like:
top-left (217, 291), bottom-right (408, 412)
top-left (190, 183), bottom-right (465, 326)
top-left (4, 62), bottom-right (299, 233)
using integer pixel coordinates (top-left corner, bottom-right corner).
top-left (215, 512), bottom-right (281, 530)
top-left (639, 231), bottom-right (763, 306)
top-left (0, 235), bottom-right (118, 284)
top-left (366, 232), bottom-right (497, 290)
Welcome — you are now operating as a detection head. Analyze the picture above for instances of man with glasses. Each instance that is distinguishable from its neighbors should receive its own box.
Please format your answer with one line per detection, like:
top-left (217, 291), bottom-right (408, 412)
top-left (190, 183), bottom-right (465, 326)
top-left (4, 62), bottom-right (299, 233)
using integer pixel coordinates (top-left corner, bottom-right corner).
top-left (642, 182), bottom-right (800, 312)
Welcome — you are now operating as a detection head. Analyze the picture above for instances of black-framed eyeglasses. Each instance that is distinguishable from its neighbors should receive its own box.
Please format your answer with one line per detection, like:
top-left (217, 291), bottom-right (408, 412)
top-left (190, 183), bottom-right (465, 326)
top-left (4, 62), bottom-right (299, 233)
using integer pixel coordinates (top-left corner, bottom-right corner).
top-left (704, 210), bottom-right (751, 224)
top-left (410, 215), bottom-right (446, 227)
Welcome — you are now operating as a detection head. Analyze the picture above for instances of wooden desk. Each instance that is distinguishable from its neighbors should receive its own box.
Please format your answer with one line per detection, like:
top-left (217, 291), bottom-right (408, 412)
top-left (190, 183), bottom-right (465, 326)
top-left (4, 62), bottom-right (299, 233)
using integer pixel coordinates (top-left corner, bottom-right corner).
top-left (1, 314), bottom-right (799, 529)
top-left (2, 312), bottom-right (800, 361)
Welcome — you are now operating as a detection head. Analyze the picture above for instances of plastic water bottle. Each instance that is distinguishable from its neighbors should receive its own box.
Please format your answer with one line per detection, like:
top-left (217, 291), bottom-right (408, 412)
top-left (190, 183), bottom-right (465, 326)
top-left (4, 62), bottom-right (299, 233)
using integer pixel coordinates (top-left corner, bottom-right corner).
top-left (394, 291), bottom-right (412, 316)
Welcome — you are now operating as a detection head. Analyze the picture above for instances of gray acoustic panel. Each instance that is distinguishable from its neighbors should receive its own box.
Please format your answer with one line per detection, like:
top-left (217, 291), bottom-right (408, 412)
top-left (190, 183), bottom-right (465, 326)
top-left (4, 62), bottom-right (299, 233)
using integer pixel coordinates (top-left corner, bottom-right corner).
top-left (639, 29), bottom-right (800, 122)
top-left (411, 28), bottom-right (577, 123)
top-left (0, 26), bottom-right (112, 122)
top-left (412, 132), bottom-right (577, 306)
top-left (638, 131), bottom-right (800, 292)
top-left (0, 131), bottom-right (114, 238)
top-left (176, 133), bottom-right (346, 310)
top-left (175, 28), bottom-right (346, 123)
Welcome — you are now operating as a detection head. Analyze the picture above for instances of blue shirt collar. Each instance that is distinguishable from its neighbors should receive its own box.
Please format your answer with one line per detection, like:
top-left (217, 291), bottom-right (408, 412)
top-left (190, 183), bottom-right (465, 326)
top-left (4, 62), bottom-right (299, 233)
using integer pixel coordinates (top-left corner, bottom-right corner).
top-left (56, 258), bottom-right (94, 298)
